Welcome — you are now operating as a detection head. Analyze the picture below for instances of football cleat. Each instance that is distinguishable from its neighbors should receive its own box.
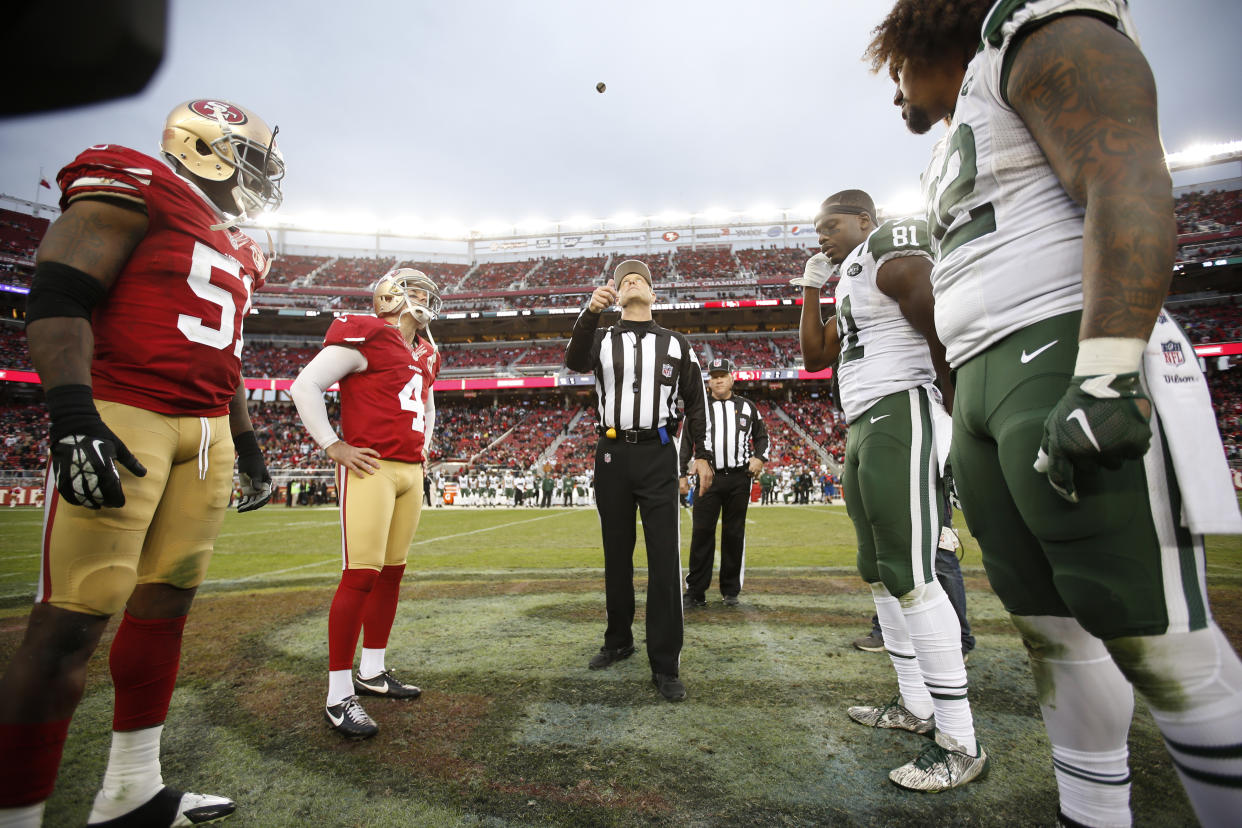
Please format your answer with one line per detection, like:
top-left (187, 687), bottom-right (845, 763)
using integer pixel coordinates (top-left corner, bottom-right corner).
top-left (87, 787), bottom-right (235, 826)
top-left (847, 696), bottom-right (935, 735)
top-left (325, 695), bottom-right (378, 739)
top-left (354, 669), bottom-right (422, 699)
top-left (889, 730), bottom-right (990, 792)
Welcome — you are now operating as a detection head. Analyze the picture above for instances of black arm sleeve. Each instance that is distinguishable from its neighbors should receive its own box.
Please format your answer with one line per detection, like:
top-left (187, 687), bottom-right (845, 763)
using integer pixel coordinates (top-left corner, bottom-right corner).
top-left (750, 401), bottom-right (769, 461)
top-left (565, 309), bottom-right (603, 373)
top-left (677, 339), bottom-right (713, 464)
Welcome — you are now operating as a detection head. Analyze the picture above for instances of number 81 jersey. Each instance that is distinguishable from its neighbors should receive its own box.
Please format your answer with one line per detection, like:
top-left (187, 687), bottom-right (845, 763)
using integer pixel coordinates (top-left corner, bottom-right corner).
top-left (325, 315), bottom-right (440, 463)
top-left (832, 218), bottom-right (936, 424)
top-left (57, 144), bottom-right (269, 416)
top-left (920, 0), bottom-right (1139, 368)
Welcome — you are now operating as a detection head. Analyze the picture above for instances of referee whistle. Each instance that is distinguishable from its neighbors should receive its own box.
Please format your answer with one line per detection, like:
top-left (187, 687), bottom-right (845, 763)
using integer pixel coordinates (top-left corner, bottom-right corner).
top-left (606, 427), bottom-right (617, 439)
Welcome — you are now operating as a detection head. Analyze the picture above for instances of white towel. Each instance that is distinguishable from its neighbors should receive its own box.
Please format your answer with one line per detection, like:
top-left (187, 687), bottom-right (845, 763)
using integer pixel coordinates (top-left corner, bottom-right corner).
top-left (926, 382), bottom-right (953, 477)
top-left (1143, 310), bottom-right (1242, 534)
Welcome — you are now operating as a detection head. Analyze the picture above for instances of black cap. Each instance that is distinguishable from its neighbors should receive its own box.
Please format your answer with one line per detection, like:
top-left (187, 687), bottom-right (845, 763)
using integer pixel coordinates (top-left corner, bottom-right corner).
top-left (708, 357), bottom-right (735, 374)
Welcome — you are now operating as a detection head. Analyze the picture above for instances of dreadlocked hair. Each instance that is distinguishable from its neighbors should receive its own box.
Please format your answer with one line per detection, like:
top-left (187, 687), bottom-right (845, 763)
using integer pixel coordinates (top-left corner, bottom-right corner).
top-left (864, 0), bottom-right (994, 81)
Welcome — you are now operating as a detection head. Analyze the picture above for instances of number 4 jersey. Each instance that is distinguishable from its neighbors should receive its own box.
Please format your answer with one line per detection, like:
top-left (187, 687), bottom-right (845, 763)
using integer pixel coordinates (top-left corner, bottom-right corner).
top-left (56, 144), bottom-right (268, 416)
top-left (920, 0), bottom-right (1139, 368)
top-left (832, 217), bottom-right (936, 424)
top-left (324, 315), bottom-right (440, 463)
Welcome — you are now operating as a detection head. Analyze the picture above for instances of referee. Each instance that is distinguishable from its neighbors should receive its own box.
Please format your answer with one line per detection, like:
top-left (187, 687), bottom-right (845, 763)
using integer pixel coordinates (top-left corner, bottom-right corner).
top-left (679, 357), bottom-right (769, 608)
top-left (565, 258), bottom-right (714, 702)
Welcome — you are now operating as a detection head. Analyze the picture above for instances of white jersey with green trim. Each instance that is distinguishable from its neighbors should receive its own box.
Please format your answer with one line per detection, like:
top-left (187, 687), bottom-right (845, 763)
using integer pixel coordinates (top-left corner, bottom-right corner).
top-left (832, 217), bottom-right (936, 424)
top-left (920, 0), bottom-right (1139, 368)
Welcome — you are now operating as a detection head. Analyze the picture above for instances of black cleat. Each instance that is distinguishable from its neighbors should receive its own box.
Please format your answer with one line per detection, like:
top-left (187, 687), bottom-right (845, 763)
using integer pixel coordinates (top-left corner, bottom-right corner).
top-left (87, 787), bottom-right (235, 826)
top-left (722, 595), bottom-right (740, 607)
top-left (682, 594), bottom-right (706, 610)
top-left (325, 695), bottom-right (379, 739)
top-left (652, 672), bottom-right (687, 701)
top-left (588, 644), bottom-right (636, 670)
top-left (354, 669), bottom-right (422, 699)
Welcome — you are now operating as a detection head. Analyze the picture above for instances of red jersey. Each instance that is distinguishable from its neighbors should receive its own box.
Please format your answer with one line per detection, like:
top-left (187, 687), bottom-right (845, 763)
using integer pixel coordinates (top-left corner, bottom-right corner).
top-left (57, 145), bottom-right (268, 416)
top-left (324, 315), bottom-right (440, 463)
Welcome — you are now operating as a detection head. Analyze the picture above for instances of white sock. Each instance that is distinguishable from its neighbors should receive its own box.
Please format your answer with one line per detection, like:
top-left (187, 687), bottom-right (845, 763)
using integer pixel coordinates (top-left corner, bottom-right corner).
top-left (902, 581), bottom-right (976, 754)
top-left (0, 803), bottom-right (44, 828)
top-left (327, 669), bottom-right (354, 707)
top-left (88, 726), bottom-right (164, 823)
top-left (1012, 615), bottom-right (1134, 828)
top-left (1109, 623), bottom-right (1242, 827)
top-left (870, 582), bottom-right (933, 720)
top-left (359, 647), bottom-right (386, 680)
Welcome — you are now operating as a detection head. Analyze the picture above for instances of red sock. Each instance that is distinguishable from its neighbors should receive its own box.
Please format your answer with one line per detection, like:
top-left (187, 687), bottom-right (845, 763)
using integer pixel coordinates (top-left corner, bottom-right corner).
top-left (110, 611), bottom-right (187, 731)
top-left (362, 564), bottom-right (406, 650)
top-left (328, 569), bottom-right (379, 671)
top-left (0, 719), bottom-right (71, 806)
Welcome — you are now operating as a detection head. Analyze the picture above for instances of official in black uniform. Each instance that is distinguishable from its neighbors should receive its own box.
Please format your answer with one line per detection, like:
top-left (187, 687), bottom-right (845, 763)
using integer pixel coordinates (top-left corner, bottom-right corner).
top-left (679, 357), bottom-right (769, 608)
top-left (565, 259), bottom-right (714, 702)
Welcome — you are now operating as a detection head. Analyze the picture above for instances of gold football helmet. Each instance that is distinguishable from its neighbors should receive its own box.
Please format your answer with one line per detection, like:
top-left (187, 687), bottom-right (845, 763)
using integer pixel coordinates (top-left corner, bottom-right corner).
top-left (161, 99), bottom-right (284, 219)
top-left (373, 268), bottom-right (442, 328)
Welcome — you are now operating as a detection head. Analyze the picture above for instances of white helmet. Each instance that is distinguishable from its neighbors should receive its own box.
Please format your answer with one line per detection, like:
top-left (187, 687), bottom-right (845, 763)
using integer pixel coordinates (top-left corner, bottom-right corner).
top-left (373, 268), bottom-right (442, 327)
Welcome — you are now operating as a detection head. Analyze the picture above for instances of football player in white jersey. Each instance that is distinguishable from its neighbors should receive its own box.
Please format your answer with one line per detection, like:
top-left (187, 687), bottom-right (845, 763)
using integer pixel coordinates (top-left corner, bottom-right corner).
top-left (796, 189), bottom-right (986, 792)
top-left (869, 2), bottom-right (1242, 825)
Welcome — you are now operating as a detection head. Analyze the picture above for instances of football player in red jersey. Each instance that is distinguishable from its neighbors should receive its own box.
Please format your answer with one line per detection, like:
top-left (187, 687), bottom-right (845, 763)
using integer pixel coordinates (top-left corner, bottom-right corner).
top-left (290, 269), bottom-right (442, 739)
top-left (0, 100), bottom-right (283, 827)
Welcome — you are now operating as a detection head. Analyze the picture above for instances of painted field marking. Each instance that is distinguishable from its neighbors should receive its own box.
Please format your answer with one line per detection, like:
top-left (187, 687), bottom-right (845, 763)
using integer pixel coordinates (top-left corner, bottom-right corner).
top-left (208, 512), bottom-right (571, 585)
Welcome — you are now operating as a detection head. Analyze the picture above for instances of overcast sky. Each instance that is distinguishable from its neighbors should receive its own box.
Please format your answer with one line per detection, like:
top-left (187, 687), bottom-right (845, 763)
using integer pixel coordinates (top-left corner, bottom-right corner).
top-left (2, 0), bottom-right (1239, 230)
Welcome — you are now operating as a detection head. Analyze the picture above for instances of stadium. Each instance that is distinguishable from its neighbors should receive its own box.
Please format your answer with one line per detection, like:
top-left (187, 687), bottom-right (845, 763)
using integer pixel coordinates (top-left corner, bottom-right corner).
top-left (2, 1), bottom-right (1242, 824)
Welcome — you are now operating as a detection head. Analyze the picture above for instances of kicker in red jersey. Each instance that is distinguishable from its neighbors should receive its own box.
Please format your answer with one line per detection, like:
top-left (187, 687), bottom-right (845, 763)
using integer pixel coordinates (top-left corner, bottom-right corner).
top-left (324, 314), bottom-right (440, 463)
top-left (56, 144), bottom-right (267, 416)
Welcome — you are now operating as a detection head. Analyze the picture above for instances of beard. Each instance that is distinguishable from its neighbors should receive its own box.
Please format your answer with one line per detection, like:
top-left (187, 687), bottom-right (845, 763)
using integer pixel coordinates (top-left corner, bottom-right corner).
top-left (904, 105), bottom-right (935, 135)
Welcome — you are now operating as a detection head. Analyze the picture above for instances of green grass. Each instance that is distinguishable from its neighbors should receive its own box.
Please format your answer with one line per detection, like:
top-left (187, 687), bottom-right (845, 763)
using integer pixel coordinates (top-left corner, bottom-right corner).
top-left (2, 504), bottom-right (1239, 826)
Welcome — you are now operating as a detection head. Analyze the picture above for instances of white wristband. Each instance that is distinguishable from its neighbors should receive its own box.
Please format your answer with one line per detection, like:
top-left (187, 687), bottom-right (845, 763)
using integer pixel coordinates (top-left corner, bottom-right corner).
top-left (1073, 337), bottom-right (1146, 376)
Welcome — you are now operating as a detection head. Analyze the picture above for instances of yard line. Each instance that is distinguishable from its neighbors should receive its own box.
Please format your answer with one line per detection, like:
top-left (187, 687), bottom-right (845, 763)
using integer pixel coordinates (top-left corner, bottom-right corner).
top-left (208, 512), bottom-right (571, 585)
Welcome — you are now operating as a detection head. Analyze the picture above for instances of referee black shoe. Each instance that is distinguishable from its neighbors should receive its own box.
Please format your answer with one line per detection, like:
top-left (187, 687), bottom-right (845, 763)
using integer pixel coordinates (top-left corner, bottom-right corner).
top-left (682, 593), bottom-right (706, 610)
top-left (354, 669), bottom-right (422, 699)
top-left (588, 644), bottom-right (635, 670)
top-left (652, 673), bottom-right (687, 701)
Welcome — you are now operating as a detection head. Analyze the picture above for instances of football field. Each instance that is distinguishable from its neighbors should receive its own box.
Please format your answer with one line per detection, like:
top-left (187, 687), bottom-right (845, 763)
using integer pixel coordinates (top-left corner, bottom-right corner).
top-left (2, 503), bottom-right (1239, 826)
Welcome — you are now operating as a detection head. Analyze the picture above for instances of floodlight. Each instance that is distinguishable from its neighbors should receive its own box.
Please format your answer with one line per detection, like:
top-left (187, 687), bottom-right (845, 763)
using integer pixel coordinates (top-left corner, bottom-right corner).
top-left (880, 191), bottom-right (925, 218)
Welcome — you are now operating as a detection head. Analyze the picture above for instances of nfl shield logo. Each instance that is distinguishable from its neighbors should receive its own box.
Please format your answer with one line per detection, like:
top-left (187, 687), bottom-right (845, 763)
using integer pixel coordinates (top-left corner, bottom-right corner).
top-left (604, 453), bottom-right (612, 464)
top-left (662, 364), bottom-right (674, 379)
top-left (1162, 340), bottom-right (1185, 366)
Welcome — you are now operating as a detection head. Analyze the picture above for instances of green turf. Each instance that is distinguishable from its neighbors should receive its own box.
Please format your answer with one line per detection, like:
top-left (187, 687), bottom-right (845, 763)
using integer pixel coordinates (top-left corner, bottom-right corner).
top-left (2, 503), bottom-right (1238, 826)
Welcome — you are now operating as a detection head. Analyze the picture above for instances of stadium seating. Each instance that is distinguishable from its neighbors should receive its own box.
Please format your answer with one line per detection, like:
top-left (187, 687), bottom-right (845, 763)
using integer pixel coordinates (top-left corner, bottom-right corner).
top-left (527, 255), bottom-right (608, 288)
top-left (310, 256), bottom-right (397, 288)
top-left (264, 254), bottom-right (331, 286)
top-left (673, 246), bottom-right (739, 282)
top-left (0, 208), bottom-right (49, 262)
top-left (459, 259), bottom-right (539, 292)
top-left (0, 326), bottom-right (31, 370)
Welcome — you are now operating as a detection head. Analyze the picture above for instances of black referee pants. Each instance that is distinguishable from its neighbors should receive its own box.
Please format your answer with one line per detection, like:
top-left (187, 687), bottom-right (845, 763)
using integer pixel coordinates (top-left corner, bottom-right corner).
top-left (685, 469), bottom-right (751, 600)
top-left (593, 436), bottom-right (683, 676)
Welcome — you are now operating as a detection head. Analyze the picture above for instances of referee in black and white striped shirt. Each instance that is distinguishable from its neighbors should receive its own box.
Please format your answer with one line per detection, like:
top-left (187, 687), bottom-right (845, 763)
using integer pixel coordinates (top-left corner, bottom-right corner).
top-left (679, 357), bottom-right (769, 608)
top-left (565, 258), bottom-right (713, 702)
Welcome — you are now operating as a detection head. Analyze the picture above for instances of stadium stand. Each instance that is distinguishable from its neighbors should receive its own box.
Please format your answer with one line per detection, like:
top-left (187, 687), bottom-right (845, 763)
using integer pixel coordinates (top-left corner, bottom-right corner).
top-left (0, 208), bottom-right (48, 263)
top-left (310, 256), bottom-right (397, 288)
top-left (527, 255), bottom-right (608, 288)
top-left (263, 254), bottom-right (330, 286)
top-left (673, 245), bottom-right (739, 282)
top-left (0, 325), bottom-right (31, 369)
top-left (459, 259), bottom-right (540, 292)
top-left (737, 246), bottom-right (806, 280)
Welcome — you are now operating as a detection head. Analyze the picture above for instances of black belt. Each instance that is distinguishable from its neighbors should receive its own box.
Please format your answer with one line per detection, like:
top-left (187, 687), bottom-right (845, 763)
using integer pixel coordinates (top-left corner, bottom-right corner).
top-left (596, 426), bottom-right (663, 443)
top-left (717, 466), bottom-right (749, 474)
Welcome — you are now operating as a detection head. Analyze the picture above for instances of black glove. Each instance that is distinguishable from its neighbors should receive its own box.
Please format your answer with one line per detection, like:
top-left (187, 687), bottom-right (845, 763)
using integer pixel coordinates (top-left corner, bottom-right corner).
top-left (234, 430), bottom-right (272, 513)
top-left (1034, 372), bottom-right (1151, 504)
top-left (46, 384), bottom-right (146, 509)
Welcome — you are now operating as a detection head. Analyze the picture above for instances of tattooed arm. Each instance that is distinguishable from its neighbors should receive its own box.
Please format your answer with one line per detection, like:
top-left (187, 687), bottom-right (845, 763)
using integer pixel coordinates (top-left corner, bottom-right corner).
top-left (26, 200), bottom-right (148, 387)
top-left (1006, 14), bottom-right (1173, 342)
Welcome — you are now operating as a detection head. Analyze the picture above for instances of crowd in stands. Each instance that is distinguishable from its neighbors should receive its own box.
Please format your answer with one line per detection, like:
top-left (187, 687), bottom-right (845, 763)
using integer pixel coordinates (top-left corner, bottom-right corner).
top-left (509, 290), bottom-right (590, 310)
top-left (1175, 189), bottom-right (1242, 234)
top-left (527, 255), bottom-right (608, 288)
top-left (737, 246), bottom-right (807, 281)
top-left (611, 251), bottom-right (672, 283)
top-left (460, 259), bottom-right (538, 292)
top-left (0, 209), bottom-right (48, 261)
top-left (707, 337), bottom-right (783, 369)
top-left (264, 254), bottom-right (330, 286)
top-left (1169, 303), bottom-right (1242, 342)
top-left (242, 342), bottom-right (320, 379)
top-left (673, 246), bottom-right (738, 282)
top-left (0, 403), bottom-right (47, 470)
top-left (781, 391), bottom-right (846, 464)
top-left (0, 326), bottom-right (31, 370)
top-left (470, 403), bottom-right (575, 468)
top-left (512, 343), bottom-right (566, 366)
top-left (311, 256), bottom-right (397, 288)
top-left (550, 407), bottom-right (595, 475)
top-left (439, 344), bottom-right (527, 370)
top-left (395, 260), bottom-right (472, 292)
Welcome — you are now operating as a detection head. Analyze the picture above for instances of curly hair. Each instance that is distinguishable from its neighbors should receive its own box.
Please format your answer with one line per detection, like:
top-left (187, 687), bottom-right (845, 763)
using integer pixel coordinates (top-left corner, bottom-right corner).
top-left (864, 0), bottom-right (994, 80)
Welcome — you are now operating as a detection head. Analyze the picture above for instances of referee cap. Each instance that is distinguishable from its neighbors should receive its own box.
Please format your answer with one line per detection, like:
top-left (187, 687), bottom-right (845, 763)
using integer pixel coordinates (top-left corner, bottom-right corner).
top-left (613, 259), bottom-right (652, 287)
top-left (708, 357), bottom-right (735, 375)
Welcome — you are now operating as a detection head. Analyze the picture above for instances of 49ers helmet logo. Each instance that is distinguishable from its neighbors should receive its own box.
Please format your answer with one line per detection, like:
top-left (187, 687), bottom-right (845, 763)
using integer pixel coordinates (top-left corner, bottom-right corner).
top-left (188, 100), bottom-right (248, 125)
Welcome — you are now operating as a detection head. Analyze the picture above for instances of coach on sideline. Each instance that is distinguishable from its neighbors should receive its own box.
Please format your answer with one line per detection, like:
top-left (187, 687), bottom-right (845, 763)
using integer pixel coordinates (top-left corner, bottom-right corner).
top-left (565, 259), bottom-right (714, 702)
top-left (679, 357), bottom-right (768, 608)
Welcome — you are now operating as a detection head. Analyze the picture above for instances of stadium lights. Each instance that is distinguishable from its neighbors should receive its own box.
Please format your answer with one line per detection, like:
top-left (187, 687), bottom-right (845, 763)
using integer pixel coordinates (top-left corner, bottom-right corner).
top-left (744, 203), bottom-right (781, 220)
top-left (517, 216), bottom-right (551, 233)
top-left (562, 215), bottom-right (596, 229)
top-left (606, 211), bottom-right (641, 227)
top-left (701, 206), bottom-right (733, 221)
top-left (1165, 139), bottom-right (1242, 169)
top-left (880, 191), bottom-right (925, 218)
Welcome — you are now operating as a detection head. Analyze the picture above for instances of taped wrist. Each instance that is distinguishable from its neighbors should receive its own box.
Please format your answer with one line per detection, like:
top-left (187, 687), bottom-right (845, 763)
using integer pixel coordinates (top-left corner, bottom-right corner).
top-left (1074, 338), bottom-right (1146, 376)
top-left (233, 429), bottom-right (262, 459)
top-left (25, 262), bottom-right (107, 325)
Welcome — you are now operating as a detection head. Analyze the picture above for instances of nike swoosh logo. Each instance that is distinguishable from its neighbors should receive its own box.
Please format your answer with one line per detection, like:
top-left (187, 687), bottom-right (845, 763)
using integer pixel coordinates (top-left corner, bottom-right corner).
top-left (1020, 340), bottom-right (1059, 363)
top-left (1066, 409), bottom-right (1101, 452)
top-left (870, 414), bottom-right (891, 424)
top-left (326, 708), bottom-right (344, 727)
top-left (356, 677), bottom-right (386, 693)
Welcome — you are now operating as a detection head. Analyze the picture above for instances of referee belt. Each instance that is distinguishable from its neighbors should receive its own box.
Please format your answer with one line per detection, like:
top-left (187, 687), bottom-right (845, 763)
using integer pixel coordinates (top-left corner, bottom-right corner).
top-left (596, 426), bottom-right (663, 443)
top-left (717, 466), bottom-right (749, 474)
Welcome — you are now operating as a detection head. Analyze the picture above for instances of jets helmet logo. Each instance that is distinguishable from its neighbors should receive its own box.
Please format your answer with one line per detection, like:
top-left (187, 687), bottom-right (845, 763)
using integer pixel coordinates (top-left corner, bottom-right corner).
top-left (189, 100), bottom-right (248, 125)
top-left (846, 263), bottom-right (863, 277)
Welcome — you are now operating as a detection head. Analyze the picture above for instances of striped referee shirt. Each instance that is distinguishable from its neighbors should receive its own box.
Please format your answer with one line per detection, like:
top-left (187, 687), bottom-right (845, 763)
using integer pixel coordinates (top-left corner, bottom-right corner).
top-left (679, 394), bottom-right (769, 474)
top-left (565, 312), bottom-right (713, 462)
